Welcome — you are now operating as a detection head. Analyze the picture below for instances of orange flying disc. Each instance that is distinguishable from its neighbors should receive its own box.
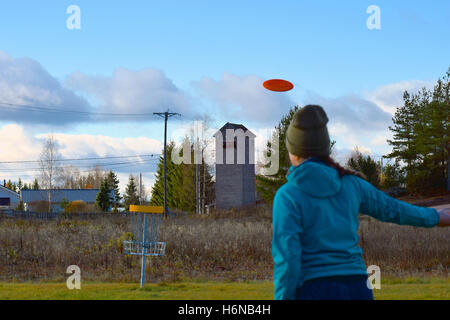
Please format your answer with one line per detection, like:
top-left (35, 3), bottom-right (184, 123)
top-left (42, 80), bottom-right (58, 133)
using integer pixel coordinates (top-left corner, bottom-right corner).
top-left (263, 79), bottom-right (294, 92)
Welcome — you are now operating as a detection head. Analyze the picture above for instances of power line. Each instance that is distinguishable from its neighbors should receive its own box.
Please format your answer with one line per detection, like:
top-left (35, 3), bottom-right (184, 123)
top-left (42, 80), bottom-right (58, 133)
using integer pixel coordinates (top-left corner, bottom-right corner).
top-left (0, 153), bottom-right (161, 164)
top-left (0, 101), bottom-right (158, 117)
top-left (0, 160), bottom-right (160, 178)
top-left (78, 159), bottom-right (160, 172)
top-left (0, 158), bottom-right (160, 172)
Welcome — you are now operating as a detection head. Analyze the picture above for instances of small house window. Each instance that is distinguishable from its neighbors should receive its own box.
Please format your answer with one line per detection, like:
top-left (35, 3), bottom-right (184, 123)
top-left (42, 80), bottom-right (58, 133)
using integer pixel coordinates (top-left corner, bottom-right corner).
top-left (0, 198), bottom-right (10, 206)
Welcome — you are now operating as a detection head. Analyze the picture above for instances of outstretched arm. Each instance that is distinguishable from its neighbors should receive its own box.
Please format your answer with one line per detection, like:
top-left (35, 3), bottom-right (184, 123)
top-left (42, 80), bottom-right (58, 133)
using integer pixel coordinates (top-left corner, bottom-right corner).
top-left (356, 177), bottom-right (440, 228)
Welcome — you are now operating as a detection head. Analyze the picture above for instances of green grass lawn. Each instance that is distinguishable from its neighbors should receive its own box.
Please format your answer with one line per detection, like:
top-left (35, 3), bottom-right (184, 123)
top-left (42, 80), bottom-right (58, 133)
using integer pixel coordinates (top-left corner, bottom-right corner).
top-left (0, 278), bottom-right (448, 300)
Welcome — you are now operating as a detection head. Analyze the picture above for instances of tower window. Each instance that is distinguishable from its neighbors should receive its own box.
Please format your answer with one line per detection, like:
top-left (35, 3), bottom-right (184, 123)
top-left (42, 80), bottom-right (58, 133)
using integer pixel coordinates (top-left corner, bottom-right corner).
top-left (223, 141), bottom-right (237, 148)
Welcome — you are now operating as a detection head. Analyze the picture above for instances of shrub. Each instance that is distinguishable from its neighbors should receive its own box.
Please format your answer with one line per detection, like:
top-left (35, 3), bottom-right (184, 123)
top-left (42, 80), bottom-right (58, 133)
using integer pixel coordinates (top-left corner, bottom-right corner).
top-left (65, 200), bottom-right (88, 214)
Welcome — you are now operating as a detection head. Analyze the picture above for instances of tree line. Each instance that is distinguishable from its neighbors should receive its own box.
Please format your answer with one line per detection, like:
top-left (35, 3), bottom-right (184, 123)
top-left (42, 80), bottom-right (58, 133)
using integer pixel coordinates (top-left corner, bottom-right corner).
top-left (384, 69), bottom-right (449, 194)
top-left (2, 178), bottom-right (40, 192)
top-left (95, 172), bottom-right (149, 212)
top-left (149, 141), bottom-right (215, 213)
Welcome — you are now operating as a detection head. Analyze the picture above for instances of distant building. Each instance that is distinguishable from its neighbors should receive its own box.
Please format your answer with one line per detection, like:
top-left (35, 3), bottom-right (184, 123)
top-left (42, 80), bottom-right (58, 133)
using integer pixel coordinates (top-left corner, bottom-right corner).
top-left (0, 184), bottom-right (20, 210)
top-left (213, 122), bottom-right (256, 210)
top-left (21, 189), bottom-right (105, 213)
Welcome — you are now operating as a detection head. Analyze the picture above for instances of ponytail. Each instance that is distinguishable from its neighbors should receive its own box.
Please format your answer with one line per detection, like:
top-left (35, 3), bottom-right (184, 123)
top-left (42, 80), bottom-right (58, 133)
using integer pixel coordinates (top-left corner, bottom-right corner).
top-left (317, 156), bottom-right (367, 180)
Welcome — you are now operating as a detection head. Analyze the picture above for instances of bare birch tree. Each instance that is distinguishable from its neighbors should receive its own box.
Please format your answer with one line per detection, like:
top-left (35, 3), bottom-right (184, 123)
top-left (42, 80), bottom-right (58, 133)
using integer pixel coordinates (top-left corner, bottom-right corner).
top-left (189, 114), bottom-right (214, 214)
top-left (39, 134), bottom-right (61, 212)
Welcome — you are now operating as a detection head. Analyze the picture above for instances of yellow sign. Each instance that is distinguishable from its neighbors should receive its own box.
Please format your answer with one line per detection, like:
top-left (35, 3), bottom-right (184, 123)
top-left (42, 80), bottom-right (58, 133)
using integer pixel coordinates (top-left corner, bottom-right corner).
top-left (129, 205), bottom-right (164, 214)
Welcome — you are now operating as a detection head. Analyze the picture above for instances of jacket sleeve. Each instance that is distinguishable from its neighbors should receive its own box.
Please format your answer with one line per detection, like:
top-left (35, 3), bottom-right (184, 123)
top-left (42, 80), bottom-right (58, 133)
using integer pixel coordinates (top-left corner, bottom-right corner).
top-left (272, 189), bottom-right (303, 300)
top-left (356, 177), bottom-right (439, 228)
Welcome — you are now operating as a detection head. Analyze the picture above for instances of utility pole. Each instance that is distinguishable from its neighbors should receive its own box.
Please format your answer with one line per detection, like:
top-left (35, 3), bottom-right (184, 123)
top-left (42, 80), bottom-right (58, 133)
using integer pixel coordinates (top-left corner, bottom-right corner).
top-left (202, 155), bottom-right (206, 215)
top-left (201, 115), bottom-right (207, 215)
top-left (154, 111), bottom-right (180, 217)
top-left (139, 172), bottom-right (142, 205)
top-left (195, 136), bottom-right (200, 214)
top-left (196, 161), bottom-right (199, 214)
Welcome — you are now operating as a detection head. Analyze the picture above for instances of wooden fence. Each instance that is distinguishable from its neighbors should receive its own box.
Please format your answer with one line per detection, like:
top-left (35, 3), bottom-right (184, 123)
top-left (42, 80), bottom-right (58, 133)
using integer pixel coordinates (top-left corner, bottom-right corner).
top-left (0, 209), bottom-right (130, 220)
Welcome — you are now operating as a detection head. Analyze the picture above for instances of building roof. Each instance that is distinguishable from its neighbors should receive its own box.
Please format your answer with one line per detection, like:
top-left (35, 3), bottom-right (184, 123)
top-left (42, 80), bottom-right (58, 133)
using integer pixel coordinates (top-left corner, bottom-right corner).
top-left (21, 189), bottom-right (101, 203)
top-left (213, 122), bottom-right (256, 138)
top-left (0, 185), bottom-right (20, 198)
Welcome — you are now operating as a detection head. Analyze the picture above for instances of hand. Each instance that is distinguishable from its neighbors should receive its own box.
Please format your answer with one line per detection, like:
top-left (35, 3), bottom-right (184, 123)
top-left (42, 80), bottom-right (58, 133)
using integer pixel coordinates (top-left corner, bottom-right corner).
top-left (436, 208), bottom-right (450, 227)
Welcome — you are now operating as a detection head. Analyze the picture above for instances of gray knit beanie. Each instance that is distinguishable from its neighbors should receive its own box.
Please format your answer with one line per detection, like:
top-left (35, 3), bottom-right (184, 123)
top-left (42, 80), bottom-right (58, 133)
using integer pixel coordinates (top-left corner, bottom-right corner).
top-left (285, 105), bottom-right (331, 158)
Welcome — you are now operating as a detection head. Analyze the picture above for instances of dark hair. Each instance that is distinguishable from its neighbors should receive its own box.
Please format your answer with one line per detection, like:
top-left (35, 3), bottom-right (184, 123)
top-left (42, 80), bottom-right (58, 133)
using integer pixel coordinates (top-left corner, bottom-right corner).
top-left (315, 155), bottom-right (367, 180)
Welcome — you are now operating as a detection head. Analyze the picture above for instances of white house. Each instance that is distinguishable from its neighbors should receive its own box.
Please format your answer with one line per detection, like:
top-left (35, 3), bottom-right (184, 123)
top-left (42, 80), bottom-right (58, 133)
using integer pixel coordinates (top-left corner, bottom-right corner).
top-left (0, 185), bottom-right (20, 210)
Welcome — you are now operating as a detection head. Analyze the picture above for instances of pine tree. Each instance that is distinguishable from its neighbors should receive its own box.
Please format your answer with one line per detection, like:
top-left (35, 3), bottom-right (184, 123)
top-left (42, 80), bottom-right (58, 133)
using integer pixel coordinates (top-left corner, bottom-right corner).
top-left (32, 178), bottom-right (40, 190)
top-left (346, 149), bottom-right (382, 188)
top-left (380, 160), bottom-right (405, 190)
top-left (150, 141), bottom-right (182, 208)
top-left (178, 161), bottom-right (197, 212)
top-left (95, 178), bottom-right (112, 212)
top-left (417, 71), bottom-right (449, 191)
top-left (255, 106), bottom-right (299, 203)
top-left (386, 91), bottom-right (420, 173)
top-left (106, 171), bottom-right (121, 211)
top-left (124, 175), bottom-right (139, 211)
top-left (386, 69), bottom-right (449, 194)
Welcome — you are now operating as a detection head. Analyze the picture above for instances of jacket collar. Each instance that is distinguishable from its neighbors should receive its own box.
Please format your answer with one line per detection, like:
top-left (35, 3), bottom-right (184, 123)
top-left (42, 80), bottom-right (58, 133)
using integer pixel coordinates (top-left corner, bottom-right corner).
top-left (286, 157), bottom-right (325, 178)
top-left (286, 156), bottom-right (341, 198)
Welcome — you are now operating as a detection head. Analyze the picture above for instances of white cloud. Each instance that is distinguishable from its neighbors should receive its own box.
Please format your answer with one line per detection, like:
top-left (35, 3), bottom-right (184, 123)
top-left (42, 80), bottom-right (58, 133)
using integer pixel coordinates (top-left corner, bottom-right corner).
top-left (0, 51), bottom-right (92, 125)
top-left (363, 80), bottom-right (433, 115)
top-left (0, 124), bottom-right (42, 161)
top-left (323, 79), bottom-right (434, 163)
top-left (303, 92), bottom-right (392, 132)
top-left (66, 68), bottom-right (193, 118)
top-left (40, 133), bottom-right (162, 159)
top-left (369, 133), bottom-right (391, 147)
top-left (0, 51), bottom-right (195, 126)
top-left (295, 92), bottom-right (392, 164)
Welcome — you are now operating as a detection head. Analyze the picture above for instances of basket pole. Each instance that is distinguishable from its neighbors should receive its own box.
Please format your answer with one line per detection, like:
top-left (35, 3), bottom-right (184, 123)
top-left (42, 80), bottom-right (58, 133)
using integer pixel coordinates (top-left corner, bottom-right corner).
top-left (140, 213), bottom-right (148, 288)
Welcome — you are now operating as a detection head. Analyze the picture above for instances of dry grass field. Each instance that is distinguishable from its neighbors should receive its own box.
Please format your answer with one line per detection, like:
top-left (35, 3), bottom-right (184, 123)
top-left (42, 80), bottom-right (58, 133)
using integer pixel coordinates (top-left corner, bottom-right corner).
top-left (0, 205), bottom-right (448, 285)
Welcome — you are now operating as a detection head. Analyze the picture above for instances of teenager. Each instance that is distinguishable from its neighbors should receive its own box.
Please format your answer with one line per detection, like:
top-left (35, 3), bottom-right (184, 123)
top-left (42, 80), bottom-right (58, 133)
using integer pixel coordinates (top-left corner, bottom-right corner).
top-left (272, 105), bottom-right (450, 300)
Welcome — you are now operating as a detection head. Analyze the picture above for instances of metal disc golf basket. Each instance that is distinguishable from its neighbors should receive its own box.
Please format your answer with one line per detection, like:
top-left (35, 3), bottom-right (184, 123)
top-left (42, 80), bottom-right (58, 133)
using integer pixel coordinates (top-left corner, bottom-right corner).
top-left (123, 205), bottom-right (166, 288)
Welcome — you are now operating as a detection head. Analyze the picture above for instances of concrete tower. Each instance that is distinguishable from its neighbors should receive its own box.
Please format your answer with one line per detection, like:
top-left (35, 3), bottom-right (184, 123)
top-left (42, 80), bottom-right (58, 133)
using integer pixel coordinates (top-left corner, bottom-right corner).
top-left (213, 123), bottom-right (256, 210)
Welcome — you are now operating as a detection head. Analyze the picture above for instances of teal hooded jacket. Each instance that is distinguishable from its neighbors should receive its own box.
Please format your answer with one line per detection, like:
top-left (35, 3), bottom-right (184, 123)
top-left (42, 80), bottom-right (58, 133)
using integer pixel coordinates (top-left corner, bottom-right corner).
top-left (272, 158), bottom-right (440, 300)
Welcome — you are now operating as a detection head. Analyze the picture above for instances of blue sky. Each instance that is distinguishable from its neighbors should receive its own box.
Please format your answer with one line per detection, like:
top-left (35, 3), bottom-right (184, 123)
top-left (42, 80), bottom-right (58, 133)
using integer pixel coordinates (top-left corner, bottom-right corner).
top-left (0, 0), bottom-right (449, 191)
top-left (1, 1), bottom-right (448, 92)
